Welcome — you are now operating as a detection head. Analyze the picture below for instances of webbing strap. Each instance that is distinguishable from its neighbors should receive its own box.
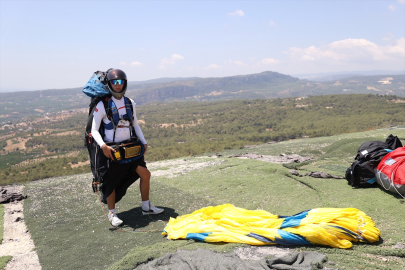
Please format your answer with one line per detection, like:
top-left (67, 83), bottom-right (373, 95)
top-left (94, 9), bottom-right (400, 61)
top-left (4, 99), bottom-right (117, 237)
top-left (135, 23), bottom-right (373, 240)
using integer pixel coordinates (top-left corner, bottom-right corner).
top-left (124, 97), bottom-right (133, 121)
top-left (104, 97), bottom-right (135, 141)
top-left (124, 97), bottom-right (135, 137)
top-left (108, 99), bottom-right (119, 142)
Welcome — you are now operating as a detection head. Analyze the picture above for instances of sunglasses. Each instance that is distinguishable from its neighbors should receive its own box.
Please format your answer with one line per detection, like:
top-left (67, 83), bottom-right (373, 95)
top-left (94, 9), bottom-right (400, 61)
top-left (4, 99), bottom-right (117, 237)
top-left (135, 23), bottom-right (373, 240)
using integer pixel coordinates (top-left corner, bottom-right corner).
top-left (111, 79), bottom-right (125, 85)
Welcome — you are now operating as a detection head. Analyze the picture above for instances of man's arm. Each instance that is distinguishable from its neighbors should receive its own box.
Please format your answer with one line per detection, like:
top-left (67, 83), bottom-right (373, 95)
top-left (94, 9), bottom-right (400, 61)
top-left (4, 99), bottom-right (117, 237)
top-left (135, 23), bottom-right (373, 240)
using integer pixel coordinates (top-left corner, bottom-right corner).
top-left (130, 99), bottom-right (148, 154)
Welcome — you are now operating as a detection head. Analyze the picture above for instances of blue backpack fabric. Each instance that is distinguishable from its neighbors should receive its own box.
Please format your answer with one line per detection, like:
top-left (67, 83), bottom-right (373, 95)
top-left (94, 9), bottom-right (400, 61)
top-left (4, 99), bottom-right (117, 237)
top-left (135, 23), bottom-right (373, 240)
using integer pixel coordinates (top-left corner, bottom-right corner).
top-left (83, 69), bottom-right (113, 98)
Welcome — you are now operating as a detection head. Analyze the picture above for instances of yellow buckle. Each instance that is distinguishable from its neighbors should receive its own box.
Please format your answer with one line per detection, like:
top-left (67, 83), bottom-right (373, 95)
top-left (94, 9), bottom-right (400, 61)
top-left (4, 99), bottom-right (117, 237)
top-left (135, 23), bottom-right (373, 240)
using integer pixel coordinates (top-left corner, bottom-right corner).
top-left (125, 146), bottom-right (141, 158)
top-left (113, 151), bottom-right (122, 161)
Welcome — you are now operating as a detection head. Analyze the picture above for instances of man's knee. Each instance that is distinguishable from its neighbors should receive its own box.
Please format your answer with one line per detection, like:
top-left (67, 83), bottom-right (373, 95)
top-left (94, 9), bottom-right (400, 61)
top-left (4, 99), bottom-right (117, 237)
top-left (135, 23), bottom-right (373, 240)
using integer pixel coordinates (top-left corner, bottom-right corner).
top-left (138, 166), bottom-right (151, 179)
top-left (144, 169), bottom-right (151, 179)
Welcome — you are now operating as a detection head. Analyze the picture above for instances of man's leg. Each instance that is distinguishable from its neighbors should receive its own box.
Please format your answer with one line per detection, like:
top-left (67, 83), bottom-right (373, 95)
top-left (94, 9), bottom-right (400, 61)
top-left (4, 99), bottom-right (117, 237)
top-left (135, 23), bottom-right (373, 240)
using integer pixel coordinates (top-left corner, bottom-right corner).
top-left (136, 166), bottom-right (164, 215)
top-left (136, 166), bottom-right (151, 201)
top-left (106, 189), bottom-right (116, 210)
top-left (105, 189), bottom-right (123, 226)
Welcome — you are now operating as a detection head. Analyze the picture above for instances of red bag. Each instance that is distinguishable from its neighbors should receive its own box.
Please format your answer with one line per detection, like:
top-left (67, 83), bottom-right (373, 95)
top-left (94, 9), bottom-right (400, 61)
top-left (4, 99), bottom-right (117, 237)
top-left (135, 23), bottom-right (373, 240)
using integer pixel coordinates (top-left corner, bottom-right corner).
top-left (376, 146), bottom-right (405, 197)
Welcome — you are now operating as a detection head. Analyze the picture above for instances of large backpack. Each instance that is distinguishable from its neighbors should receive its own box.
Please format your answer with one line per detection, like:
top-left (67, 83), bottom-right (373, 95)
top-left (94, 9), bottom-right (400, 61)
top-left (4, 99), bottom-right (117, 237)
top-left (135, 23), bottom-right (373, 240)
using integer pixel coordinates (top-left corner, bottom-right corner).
top-left (83, 70), bottom-right (143, 192)
top-left (83, 69), bottom-right (112, 99)
top-left (375, 146), bottom-right (405, 198)
top-left (345, 141), bottom-right (392, 188)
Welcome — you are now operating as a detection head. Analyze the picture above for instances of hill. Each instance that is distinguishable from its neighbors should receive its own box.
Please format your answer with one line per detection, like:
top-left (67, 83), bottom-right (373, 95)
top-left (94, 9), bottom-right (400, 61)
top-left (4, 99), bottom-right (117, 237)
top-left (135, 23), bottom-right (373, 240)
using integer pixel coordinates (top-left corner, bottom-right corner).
top-left (0, 94), bottom-right (404, 186)
top-left (10, 127), bottom-right (405, 269)
top-left (295, 70), bottom-right (405, 81)
top-left (128, 71), bottom-right (299, 104)
top-left (1, 71), bottom-right (404, 125)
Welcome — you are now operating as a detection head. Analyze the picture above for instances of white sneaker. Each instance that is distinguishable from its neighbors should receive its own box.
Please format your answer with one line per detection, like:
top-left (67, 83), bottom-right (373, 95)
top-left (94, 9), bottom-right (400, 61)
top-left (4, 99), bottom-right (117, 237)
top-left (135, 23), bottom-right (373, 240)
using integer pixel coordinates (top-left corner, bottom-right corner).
top-left (142, 203), bottom-right (164, 215)
top-left (108, 211), bottom-right (123, 227)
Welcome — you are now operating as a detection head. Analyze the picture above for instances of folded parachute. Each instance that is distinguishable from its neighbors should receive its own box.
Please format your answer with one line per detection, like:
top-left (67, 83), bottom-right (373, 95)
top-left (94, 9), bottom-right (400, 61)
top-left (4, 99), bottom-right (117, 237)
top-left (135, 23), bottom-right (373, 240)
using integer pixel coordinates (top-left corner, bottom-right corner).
top-left (162, 204), bottom-right (380, 249)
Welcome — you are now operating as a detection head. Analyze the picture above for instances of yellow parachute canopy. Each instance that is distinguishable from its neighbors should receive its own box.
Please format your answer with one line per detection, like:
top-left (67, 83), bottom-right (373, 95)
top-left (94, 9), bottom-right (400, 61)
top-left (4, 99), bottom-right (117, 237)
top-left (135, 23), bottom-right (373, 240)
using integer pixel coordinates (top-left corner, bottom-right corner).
top-left (163, 204), bottom-right (380, 249)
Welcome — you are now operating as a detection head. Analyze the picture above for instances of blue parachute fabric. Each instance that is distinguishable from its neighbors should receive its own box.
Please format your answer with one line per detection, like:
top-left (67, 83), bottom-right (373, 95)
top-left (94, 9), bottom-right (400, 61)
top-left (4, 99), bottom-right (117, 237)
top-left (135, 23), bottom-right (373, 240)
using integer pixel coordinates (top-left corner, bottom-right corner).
top-left (275, 230), bottom-right (312, 246)
top-left (280, 210), bottom-right (310, 229)
top-left (327, 225), bottom-right (362, 241)
top-left (163, 204), bottom-right (381, 249)
top-left (247, 233), bottom-right (274, 243)
top-left (83, 72), bottom-right (110, 98)
top-left (187, 232), bottom-right (212, 242)
top-left (247, 231), bottom-right (310, 246)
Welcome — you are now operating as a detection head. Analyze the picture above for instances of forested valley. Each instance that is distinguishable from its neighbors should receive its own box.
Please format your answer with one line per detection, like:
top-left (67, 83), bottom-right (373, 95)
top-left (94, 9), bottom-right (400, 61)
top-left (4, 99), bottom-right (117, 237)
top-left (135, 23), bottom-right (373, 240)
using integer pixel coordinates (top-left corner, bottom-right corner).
top-left (0, 94), bottom-right (404, 185)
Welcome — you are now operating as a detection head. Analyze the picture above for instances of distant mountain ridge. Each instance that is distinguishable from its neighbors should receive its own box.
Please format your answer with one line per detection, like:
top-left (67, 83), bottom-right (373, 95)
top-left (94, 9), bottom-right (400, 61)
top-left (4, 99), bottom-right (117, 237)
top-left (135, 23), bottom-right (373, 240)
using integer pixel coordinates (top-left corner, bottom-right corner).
top-left (127, 77), bottom-right (200, 87)
top-left (295, 70), bottom-right (405, 81)
top-left (129, 71), bottom-right (299, 104)
top-left (1, 71), bottom-right (404, 124)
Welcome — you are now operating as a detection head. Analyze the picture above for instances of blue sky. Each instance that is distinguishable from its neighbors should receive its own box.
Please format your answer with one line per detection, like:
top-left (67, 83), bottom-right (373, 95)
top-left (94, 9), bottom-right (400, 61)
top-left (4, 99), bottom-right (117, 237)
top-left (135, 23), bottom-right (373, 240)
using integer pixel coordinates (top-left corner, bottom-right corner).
top-left (0, 0), bottom-right (404, 91)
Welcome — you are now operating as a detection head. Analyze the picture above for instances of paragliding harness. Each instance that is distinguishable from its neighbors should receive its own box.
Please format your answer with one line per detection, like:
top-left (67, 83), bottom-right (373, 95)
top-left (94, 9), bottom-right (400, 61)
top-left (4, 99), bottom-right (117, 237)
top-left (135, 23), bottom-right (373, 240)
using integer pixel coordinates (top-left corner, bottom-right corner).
top-left (376, 146), bottom-right (405, 198)
top-left (345, 140), bottom-right (392, 188)
top-left (83, 70), bottom-right (144, 193)
top-left (345, 134), bottom-right (403, 188)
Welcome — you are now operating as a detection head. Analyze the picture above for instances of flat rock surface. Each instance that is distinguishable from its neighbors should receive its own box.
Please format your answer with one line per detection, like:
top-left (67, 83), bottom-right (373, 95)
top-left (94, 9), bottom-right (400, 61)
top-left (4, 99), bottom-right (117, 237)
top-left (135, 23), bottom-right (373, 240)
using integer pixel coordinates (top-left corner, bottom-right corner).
top-left (289, 170), bottom-right (343, 179)
top-left (233, 153), bottom-right (311, 163)
top-left (0, 185), bottom-right (41, 270)
top-left (0, 185), bottom-right (27, 204)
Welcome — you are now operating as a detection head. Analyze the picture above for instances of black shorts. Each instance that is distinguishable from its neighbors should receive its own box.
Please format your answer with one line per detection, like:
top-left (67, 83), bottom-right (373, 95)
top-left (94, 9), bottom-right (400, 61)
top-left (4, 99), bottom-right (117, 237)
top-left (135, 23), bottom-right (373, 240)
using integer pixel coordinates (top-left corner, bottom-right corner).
top-left (101, 157), bottom-right (147, 204)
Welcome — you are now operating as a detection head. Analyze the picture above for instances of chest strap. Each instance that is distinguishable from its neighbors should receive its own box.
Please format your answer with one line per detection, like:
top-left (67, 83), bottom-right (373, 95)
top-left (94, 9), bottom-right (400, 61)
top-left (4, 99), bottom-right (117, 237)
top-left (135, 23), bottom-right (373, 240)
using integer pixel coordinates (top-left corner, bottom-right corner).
top-left (103, 97), bottom-right (135, 142)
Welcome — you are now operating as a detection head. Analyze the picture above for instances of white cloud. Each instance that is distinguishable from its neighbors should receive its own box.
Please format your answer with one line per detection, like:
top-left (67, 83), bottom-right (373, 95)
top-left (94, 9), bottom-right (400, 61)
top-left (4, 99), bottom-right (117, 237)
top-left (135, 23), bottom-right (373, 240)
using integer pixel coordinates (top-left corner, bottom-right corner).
top-left (233, 60), bottom-right (246, 66)
top-left (228, 10), bottom-right (245, 16)
top-left (171, 54), bottom-right (184, 61)
top-left (158, 54), bottom-right (184, 69)
top-left (397, 0), bottom-right (405, 4)
top-left (389, 5), bottom-right (397, 11)
top-left (119, 62), bottom-right (126, 65)
top-left (205, 64), bottom-right (221, 70)
top-left (269, 20), bottom-right (276, 26)
top-left (130, 61), bottom-right (142, 67)
top-left (383, 32), bottom-right (396, 45)
top-left (287, 38), bottom-right (405, 70)
top-left (261, 58), bottom-right (280, 64)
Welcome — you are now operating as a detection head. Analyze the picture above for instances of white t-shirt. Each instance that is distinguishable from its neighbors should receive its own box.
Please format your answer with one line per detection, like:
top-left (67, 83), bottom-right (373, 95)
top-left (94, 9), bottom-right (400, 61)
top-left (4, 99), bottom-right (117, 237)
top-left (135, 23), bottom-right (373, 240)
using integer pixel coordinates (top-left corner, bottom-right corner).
top-left (91, 96), bottom-right (147, 147)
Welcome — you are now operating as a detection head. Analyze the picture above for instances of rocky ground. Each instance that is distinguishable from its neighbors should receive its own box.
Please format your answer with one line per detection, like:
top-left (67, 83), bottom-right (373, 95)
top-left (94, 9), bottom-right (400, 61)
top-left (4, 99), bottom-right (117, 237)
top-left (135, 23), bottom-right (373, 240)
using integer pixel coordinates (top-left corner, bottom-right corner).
top-left (0, 185), bottom-right (41, 270)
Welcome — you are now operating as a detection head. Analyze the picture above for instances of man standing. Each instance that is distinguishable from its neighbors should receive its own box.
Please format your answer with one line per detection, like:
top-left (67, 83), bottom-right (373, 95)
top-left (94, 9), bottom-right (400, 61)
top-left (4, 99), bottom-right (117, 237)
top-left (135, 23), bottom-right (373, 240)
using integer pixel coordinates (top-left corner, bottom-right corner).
top-left (90, 69), bottom-right (163, 226)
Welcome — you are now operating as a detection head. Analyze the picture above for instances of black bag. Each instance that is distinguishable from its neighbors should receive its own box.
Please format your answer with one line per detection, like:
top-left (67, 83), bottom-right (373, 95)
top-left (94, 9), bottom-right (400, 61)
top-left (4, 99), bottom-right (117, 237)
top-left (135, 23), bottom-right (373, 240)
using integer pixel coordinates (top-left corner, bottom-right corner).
top-left (385, 134), bottom-right (403, 150)
top-left (84, 95), bottom-right (112, 192)
top-left (345, 141), bottom-right (392, 188)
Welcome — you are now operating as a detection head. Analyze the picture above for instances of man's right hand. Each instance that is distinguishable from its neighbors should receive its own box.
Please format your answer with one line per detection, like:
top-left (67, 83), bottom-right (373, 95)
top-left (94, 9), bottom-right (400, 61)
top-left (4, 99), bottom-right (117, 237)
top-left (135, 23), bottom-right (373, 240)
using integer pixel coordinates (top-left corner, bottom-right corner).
top-left (101, 144), bottom-right (116, 160)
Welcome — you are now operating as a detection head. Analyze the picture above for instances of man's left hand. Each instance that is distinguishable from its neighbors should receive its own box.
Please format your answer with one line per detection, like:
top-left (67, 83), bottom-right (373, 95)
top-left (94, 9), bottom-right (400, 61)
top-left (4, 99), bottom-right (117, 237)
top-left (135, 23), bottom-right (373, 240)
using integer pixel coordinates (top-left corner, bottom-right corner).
top-left (144, 144), bottom-right (148, 155)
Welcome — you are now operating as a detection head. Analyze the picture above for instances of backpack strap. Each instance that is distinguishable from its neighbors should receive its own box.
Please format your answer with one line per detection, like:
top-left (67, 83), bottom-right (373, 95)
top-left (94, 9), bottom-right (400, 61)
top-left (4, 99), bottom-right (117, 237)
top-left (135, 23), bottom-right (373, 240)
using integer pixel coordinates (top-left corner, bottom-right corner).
top-left (123, 97), bottom-right (137, 138)
top-left (123, 97), bottom-right (133, 121)
top-left (100, 96), bottom-right (114, 133)
top-left (107, 99), bottom-right (119, 142)
top-left (103, 96), bottom-right (136, 142)
top-left (349, 161), bottom-right (359, 187)
top-left (357, 145), bottom-right (387, 160)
